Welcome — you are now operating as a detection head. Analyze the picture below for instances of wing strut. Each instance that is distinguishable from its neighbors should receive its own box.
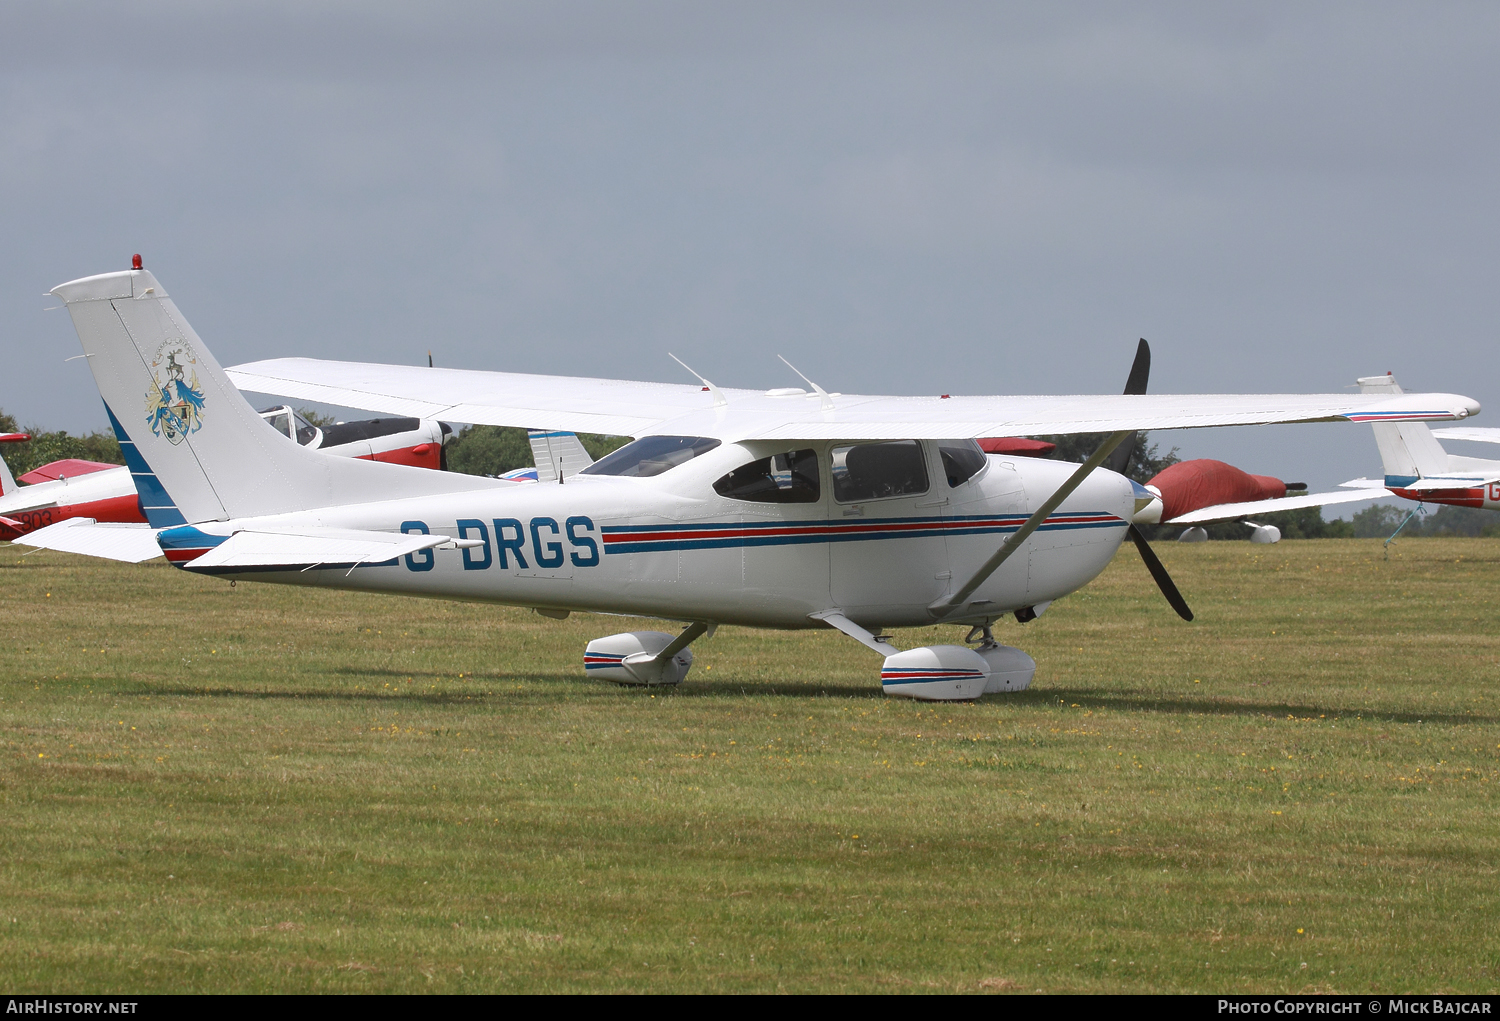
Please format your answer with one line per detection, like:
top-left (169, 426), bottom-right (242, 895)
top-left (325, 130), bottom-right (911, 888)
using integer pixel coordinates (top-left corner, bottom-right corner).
top-left (929, 429), bottom-right (1134, 619)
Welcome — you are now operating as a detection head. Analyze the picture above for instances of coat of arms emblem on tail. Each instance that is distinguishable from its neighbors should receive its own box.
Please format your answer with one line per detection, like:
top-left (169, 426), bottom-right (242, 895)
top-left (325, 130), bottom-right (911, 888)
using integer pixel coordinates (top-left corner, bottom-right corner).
top-left (144, 341), bottom-right (207, 444)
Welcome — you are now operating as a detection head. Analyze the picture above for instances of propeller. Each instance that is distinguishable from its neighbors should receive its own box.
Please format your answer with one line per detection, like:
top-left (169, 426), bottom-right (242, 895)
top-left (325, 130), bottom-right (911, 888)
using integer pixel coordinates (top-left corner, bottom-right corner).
top-left (1126, 523), bottom-right (1194, 621)
top-left (1101, 338), bottom-right (1149, 475)
top-left (1099, 338), bottom-right (1193, 621)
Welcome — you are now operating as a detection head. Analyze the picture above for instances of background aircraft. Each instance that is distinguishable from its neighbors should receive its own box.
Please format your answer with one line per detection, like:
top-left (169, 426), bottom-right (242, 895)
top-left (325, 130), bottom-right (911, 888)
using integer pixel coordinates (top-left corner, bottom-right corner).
top-left (20, 264), bottom-right (1480, 700)
top-left (1108, 372), bottom-right (1500, 543)
top-left (1, 405), bottom-right (450, 543)
top-left (1, 410), bottom-right (592, 544)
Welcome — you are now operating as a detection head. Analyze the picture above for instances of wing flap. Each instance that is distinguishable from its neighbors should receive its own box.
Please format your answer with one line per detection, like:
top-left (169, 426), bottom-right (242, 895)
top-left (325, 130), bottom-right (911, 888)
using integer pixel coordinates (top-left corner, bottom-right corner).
top-left (1166, 489), bottom-right (1387, 525)
top-left (12, 519), bottom-right (162, 563)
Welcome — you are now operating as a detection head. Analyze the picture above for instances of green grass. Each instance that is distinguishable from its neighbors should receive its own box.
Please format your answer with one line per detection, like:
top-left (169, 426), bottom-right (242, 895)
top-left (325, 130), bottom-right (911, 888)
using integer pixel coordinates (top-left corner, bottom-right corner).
top-left (1, 538), bottom-right (1497, 993)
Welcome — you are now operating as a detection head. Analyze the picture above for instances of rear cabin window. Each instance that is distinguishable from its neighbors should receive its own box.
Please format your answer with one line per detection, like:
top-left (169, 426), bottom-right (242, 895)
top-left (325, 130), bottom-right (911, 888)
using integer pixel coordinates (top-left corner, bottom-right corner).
top-left (713, 449), bottom-right (820, 503)
top-left (830, 440), bottom-right (929, 502)
top-left (939, 440), bottom-right (988, 487)
top-left (580, 435), bottom-right (722, 478)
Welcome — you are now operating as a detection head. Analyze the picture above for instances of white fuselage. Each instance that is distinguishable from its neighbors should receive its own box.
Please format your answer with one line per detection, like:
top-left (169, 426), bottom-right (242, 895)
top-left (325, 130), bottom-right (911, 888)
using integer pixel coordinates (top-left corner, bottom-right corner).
top-left (168, 442), bottom-right (1136, 631)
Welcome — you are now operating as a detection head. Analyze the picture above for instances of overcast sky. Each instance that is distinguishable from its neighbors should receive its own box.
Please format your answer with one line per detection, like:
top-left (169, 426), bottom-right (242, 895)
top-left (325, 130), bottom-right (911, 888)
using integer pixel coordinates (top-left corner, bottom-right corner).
top-left (3, 1), bottom-right (1497, 501)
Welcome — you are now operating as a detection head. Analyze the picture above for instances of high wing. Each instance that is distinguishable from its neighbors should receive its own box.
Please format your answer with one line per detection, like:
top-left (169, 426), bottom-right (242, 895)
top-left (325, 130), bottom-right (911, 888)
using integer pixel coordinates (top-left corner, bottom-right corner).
top-left (1165, 488), bottom-right (1386, 525)
top-left (226, 357), bottom-right (1481, 443)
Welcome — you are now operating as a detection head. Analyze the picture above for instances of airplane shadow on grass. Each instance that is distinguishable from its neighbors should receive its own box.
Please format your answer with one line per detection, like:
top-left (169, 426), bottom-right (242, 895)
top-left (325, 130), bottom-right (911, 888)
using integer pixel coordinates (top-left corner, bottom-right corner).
top-left (1039, 687), bottom-right (1497, 727)
top-left (104, 674), bottom-right (1497, 724)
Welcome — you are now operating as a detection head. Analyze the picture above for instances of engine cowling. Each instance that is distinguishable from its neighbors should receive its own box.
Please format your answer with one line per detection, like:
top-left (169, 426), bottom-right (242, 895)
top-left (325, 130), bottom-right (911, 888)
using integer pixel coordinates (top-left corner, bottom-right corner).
top-left (584, 631), bottom-right (694, 686)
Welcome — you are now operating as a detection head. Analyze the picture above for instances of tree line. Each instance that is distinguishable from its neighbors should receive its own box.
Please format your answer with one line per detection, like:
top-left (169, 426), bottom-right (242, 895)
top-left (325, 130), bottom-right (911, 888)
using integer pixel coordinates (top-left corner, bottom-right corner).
top-left (4, 409), bottom-right (1495, 538)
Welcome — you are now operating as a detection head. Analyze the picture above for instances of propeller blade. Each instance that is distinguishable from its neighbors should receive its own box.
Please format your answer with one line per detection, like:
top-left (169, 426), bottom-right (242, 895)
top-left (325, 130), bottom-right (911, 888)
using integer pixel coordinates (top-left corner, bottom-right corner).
top-left (1102, 338), bottom-right (1150, 475)
top-left (1126, 523), bottom-right (1193, 621)
top-left (1122, 337), bottom-right (1150, 396)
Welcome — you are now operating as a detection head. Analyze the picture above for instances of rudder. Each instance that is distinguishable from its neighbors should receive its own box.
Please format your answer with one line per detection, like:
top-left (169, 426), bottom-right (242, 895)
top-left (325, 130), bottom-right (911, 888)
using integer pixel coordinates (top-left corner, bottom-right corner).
top-left (51, 267), bottom-right (497, 524)
top-left (1356, 373), bottom-right (1451, 481)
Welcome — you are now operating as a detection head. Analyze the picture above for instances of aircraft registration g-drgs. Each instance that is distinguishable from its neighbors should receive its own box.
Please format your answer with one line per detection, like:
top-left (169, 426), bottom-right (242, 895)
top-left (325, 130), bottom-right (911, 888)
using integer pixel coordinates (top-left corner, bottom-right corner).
top-left (26, 261), bottom-right (1483, 700)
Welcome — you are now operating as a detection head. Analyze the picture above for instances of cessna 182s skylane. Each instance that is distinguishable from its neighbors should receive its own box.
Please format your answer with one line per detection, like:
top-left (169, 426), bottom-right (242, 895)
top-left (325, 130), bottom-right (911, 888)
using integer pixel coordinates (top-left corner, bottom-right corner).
top-left (19, 264), bottom-right (1483, 701)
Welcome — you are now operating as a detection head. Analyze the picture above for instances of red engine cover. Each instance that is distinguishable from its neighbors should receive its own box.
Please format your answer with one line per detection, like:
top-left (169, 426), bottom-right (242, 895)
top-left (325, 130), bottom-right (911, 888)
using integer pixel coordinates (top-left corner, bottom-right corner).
top-left (1146, 459), bottom-right (1287, 522)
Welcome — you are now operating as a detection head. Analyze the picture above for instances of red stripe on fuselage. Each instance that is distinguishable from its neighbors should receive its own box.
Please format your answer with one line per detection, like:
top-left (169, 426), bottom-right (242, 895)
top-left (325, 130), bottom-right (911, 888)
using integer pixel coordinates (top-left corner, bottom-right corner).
top-left (601, 514), bottom-right (1119, 545)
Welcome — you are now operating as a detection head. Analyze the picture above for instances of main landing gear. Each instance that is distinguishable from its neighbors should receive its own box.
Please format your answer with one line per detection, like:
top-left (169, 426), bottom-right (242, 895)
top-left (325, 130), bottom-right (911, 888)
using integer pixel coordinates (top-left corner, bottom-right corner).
top-left (580, 618), bottom-right (1036, 702)
top-left (876, 622), bottom-right (1036, 701)
top-left (583, 623), bottom-right (707, 687)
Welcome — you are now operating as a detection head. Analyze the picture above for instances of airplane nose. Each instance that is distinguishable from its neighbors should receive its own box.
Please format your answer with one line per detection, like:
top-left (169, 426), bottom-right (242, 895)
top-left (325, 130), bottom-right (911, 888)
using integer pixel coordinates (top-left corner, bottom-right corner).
top-left (1131, 480), bottom-right (1163, 524)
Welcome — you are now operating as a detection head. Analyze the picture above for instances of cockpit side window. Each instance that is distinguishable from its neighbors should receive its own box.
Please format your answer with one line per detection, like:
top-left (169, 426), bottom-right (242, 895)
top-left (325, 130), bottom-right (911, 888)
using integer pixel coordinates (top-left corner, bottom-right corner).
top-left (258, 406), bottom-right (296, 442)
top-left (939, 439), bottom-right (988, 488)
top-left (830, 440), bottom-right (929, 502)
top-left (294, 411), bottom-right (321, 448)
top-left (713, 449), bottom-right (820, 503)
top-left (258, 405), bottom-right (323, 447)
top-left (580, 435), bottom-right (722, 478)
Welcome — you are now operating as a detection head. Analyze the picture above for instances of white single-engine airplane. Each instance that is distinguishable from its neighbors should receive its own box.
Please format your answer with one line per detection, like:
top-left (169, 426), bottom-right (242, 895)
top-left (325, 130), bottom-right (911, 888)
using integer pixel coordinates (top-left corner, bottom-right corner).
top-left (20, 263), bottom-right (1482, 700)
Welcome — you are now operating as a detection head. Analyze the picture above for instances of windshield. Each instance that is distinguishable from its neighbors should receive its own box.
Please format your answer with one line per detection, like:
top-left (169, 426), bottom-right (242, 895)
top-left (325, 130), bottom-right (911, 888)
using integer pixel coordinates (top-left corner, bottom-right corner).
top-left (580, 435), bottom-right (722, 478)
top-left (939, 439), bottom-right (987, 487)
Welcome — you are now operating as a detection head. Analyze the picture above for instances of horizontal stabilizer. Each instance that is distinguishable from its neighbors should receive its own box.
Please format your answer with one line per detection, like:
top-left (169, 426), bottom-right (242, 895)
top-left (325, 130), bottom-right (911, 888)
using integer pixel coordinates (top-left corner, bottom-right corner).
top-left (1340, 477), bottom-right (1391, 489)
top-left (13, 519), bottom-right (162, 563)
top-left (1399, 476), bottom-right (1500, 492)
top-left (1166, 488), bottom-right (1386, 525)
top-left (1432, 427), bottom-right (1500, 445)
top-left (186, 527), bottom-right (473, 571)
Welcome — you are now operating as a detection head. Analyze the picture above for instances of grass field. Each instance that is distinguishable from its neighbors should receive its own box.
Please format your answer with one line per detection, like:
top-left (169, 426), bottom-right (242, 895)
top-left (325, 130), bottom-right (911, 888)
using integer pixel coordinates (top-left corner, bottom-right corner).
top-left (1, 537), bottom-right (1497, 993)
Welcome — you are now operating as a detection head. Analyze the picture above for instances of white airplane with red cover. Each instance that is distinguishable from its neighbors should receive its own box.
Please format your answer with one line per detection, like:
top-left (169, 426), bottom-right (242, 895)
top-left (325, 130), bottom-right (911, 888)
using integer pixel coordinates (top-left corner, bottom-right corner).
top-left (17, 262), bottom-right (1482, 700)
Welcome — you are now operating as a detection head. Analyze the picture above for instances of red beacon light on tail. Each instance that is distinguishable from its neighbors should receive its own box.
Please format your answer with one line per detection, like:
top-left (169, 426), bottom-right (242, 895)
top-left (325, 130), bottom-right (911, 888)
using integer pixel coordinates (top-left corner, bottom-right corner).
top-left (131, 254), bottom-right (142, 270)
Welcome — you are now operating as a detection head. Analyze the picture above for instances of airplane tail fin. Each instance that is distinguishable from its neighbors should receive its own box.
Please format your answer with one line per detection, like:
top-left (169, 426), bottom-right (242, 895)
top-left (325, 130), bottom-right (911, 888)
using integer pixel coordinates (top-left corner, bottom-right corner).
top-left (50, 267), bottom-right (495, 526)
top-left (528, 430), bottom-right (594, 483)
top-left (1356, 373), bottom-right (1451, 481)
